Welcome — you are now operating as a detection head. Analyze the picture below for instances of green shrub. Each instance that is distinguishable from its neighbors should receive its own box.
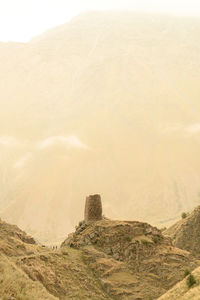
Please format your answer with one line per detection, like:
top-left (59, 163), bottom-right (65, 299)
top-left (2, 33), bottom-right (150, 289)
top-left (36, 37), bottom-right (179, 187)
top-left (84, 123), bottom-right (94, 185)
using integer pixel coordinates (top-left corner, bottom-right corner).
top-left (152, 236), bottom-right (158, 244)
top-left (125, 236), bottom-right (131, 242)
top-left (141, 239), bottom-right (149, 246)
top-left (181, 212), bottom-right (187, 219)
top-left (186, 274), bottom-right (196, 288)
top-left (184, 269), bottom-right (190, 278)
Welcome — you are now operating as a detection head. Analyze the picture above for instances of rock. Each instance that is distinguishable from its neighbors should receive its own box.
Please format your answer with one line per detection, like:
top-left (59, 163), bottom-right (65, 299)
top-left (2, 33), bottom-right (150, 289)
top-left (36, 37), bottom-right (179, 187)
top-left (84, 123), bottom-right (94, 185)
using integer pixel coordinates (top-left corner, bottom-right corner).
top-left (89, 233), bottom-right (95, 239)
top-left (113, 253), bottom-right (120, 260)
top-left (104, 247), bottom-right (112, 255)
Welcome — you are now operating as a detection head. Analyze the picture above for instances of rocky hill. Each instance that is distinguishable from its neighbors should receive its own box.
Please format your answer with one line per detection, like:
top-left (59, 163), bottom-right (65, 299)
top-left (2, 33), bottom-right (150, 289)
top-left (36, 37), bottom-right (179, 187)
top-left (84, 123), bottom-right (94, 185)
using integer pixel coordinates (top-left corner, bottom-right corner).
top-left (61, 218), bottom-right (199, 299)
top-left (164, 206), bottom-right (200, 257)
top-left (0, 218), bottom-right (57, 299)
top-left (0, 218), bottom-right (111, 299)
top-left (0, 11), bottom-right (200, 243)
top-left (1, 214), bottom-right (199, 300)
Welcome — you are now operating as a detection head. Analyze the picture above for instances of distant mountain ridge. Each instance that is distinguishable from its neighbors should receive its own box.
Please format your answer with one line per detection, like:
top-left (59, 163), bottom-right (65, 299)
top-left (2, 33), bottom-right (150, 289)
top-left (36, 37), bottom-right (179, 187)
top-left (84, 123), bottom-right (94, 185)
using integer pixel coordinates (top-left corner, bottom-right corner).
top-left (0, 11), bottom-right (200, 243)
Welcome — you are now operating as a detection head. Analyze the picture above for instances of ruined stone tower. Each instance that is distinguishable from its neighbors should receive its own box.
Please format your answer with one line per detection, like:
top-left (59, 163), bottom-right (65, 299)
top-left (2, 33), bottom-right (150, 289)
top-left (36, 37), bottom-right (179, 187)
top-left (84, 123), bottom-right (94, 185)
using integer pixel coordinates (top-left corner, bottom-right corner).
top-left (84, 194), bottom-right (102, 222)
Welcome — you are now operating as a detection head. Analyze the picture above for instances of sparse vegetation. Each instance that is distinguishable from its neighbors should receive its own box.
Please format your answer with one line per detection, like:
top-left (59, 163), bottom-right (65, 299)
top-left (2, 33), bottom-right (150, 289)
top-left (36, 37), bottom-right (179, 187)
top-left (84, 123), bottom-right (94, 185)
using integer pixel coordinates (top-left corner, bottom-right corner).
top-left (158, 267), bottom-right (200, 299)
top-left (152, 236), bottom-right (159, 244)
top-left (172, 234), bottom-right (176, 240)
top-left (186, 273), bottom-right (196, 288)
top-left (181, 212), bottom-right (187, 219)
top-left (1, 206), bottom-right (200, 300)
top-left (184, 268), bottom-right (190, 277)
top-left (166, 206), bottom-right (200, 257)
top-left (0, 254), bottom-right (57, 300)
top-left (125, 236), bottom-right (131, 242)
top-left (141, 239), bottom-right (149, 246)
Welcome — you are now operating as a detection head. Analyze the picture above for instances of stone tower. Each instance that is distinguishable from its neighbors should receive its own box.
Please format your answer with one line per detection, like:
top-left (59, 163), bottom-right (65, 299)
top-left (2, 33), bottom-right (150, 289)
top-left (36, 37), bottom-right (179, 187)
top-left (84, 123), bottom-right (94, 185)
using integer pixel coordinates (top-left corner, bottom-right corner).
top-left (84, 194), bottom-right (102, 222)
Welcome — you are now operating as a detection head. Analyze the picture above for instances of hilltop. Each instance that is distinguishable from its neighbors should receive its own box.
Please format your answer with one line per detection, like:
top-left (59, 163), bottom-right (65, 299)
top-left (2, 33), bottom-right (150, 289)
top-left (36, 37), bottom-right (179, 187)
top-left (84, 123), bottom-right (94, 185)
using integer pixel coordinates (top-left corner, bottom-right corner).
top-left (61, 217), bottom-right (199, 299)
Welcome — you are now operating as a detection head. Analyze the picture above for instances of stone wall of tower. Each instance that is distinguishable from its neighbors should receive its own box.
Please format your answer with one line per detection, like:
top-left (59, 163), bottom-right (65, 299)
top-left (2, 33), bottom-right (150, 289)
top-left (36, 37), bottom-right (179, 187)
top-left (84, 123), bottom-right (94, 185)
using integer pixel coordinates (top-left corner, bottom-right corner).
top-left (84, 194), bottom-right (102, 222)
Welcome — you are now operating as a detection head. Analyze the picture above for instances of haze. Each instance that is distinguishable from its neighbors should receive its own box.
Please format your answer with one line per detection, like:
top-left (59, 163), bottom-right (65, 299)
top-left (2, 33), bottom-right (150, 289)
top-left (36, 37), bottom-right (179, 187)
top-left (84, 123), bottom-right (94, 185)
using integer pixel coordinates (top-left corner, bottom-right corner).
top-left (1, 0), bottom-right (200, 42)
top-left (0, 4), bottom-right (200, 244)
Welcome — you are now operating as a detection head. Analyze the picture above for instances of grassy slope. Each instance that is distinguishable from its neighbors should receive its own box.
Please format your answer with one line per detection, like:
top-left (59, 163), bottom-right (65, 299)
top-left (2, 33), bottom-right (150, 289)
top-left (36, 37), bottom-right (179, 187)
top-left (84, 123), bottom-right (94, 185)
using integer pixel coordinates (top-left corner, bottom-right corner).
top-left (0, 253), bottom-right (58, 300)
top-left (0, 218), bottom-right (112, 300)
top-left (164, 206), bottom-right (200, 257)
top-left (158, 267), bottom-right (200, 300)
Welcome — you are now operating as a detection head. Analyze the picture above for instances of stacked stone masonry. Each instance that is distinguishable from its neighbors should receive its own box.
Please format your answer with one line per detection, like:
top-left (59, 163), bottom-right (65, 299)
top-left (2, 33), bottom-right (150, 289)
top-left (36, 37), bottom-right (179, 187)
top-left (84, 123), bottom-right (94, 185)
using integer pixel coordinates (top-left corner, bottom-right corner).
top-left (84, 194), bottom-right (102, 222)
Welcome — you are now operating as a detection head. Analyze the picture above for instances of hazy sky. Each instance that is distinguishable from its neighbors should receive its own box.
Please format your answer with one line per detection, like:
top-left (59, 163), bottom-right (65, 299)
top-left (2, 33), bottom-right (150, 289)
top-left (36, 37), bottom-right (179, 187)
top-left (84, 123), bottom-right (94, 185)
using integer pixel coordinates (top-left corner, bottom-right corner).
top-left (0, 0), bottom-right (200, 42)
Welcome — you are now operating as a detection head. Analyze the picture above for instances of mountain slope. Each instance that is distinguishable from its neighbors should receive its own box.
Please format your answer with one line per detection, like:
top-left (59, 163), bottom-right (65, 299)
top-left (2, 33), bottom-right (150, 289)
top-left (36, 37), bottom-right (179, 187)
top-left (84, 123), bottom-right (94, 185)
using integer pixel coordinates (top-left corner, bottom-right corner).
top-left (0, 253), bottom-right (58, 300)
top-left (0, 12), bottom-right (200, 243)
top-left (1, 216), bottom-right (199, 299)
top-left (158, 267), bottom-right (200, 300)
top-left (164, 206), bottom-right (200, 257)
top-left (61, 218), bottom-right (199, 300)
top-left (0, 218), bottom-right (112, 300)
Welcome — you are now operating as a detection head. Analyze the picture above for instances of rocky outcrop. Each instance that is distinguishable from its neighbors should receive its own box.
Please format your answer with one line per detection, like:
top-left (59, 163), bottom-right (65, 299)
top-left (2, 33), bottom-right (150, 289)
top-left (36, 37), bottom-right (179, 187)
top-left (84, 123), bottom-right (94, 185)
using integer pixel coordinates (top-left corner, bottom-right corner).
top-left (61, 218), bottom-right (199, 299)
top-left (0, 217), bottom-right (111, 300)
top-left (0, 218), bottom-right (36, 256)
